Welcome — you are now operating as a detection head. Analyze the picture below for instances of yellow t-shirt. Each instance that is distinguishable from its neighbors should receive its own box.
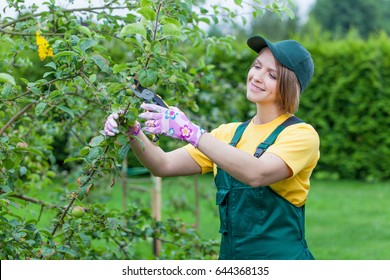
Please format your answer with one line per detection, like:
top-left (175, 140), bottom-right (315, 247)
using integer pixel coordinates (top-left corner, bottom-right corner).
top-left (184, 113), bottom-right (320, 207)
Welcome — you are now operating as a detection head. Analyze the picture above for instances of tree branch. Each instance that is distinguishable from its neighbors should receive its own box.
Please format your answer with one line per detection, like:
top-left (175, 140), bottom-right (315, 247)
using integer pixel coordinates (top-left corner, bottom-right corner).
top-left (0, 189), bottom-right (66, 210)
top-left (0, 4), bottom-right (129, 29)
top-left (0, 103), bottom-right (34, 136)
top-left (0, 28), bottom-right (64, 37)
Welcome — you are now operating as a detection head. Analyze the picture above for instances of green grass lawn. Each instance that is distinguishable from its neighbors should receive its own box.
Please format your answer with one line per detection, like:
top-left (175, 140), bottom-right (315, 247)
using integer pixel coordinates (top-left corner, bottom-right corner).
top-left (9, 173), bottom-right (390, 259)
top-left (306, 179), bottom-right (390, 259)
top-left (119, 174), bottom-right (390, 259)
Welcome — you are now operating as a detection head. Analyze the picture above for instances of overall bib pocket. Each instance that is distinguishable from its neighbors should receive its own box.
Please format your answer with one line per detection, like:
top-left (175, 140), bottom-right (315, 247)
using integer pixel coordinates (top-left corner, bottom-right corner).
top-left (216, 187), bottom-right (230, 234)
top-left (231, 186), bottom-right (263, 235)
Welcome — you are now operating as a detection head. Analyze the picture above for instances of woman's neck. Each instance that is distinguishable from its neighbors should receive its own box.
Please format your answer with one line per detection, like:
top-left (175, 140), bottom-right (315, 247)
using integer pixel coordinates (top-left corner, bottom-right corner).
top-left (253, 105), bottom-right (286, 125)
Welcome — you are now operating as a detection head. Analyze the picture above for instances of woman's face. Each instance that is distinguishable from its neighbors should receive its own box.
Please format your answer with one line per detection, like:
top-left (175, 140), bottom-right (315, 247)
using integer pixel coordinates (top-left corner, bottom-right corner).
top-left (246, 48), bottom-right (278, 105)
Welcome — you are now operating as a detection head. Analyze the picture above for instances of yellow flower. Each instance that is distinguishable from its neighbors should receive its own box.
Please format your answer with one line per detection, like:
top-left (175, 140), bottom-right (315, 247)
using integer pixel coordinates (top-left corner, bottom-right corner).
top-left (36, 30), bottom-right (54, 61)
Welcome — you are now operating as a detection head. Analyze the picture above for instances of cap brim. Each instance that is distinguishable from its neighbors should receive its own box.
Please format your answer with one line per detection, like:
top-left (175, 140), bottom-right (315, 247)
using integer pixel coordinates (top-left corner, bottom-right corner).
top-left (247, 35), bottom-right (273, 54)
top-left (247, 35), bottom-right (291, 70)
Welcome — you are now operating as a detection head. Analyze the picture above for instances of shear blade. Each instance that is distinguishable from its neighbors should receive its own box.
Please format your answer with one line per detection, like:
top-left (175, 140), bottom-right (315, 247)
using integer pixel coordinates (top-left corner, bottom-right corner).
top-left (140, 88), bottom-right (155, 100)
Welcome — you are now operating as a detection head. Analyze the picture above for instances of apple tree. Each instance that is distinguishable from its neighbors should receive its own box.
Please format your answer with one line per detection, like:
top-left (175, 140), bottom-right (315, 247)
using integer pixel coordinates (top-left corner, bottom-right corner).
top-left (0, 0), bottom-right (294, 259)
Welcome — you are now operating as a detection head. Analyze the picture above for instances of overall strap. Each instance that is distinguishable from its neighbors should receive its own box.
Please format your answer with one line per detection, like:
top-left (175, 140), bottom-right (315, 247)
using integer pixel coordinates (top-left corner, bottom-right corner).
top-left (229, 120), bottom-right (251, 146)
top-left (254, 116), bottom-right (303, 158)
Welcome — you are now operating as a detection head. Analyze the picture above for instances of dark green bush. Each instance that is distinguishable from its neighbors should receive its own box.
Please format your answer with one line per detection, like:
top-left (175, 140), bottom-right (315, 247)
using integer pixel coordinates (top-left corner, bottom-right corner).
top-left (299, 32), bottom-right (390, 180)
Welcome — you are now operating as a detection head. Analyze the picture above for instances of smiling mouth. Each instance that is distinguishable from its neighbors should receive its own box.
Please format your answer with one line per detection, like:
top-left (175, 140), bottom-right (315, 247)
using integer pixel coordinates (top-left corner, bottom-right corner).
top-left (250, 83), bottom-right (265, 92)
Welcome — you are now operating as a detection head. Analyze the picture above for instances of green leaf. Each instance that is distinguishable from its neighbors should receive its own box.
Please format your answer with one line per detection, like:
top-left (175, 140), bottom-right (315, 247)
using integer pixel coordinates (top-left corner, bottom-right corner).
top-left (118, 143), bottom-right (131, 161)
top-left (168, 52), bottom-right (188, 69)
top-left (89, 74), bottom-right (97, 84)
top-left (79, 146), bottom-right (90, 156)
top-left (53, 51), bottom-right (77, 61)
top-left (86, 147), bottom-right (103, 162)
top-left (80, 38), bottom-right (97, 53)
top-left (78, 25), bottom-right (92, 37)
top-left (199, 17), bottom-right (211, 25)
top-left (57, 245), bottom-right (77, 257)
top-left (35, 102), bottom-right (47, 116)
top-left (56, 105), bottom-right (74, 119)
top-left (90, 54), bottom-right (110, 73)
top-left (139, 69), bottom-right (157, 87)
top-left (113, 64), bottom-right (128, 74)
top-left (78, 183), bottom-right (93, 200)
top-left (107, 217), bottom-right (120, 230)
top-left (1, 83), bottom-right (12, 98)
top-left (0, 73), bottom-right (15, 85)
top-left (0, 185), bottom-right (13, 193)
top-left (44, 62), bottom-right (57, 70)
top-left (161, 17), bottom-right (181, 28)
top-left (25, 147), bottom-right (46, 158)
top-left (107, 83), bottom-right (123, 94)
top-left (64, 157), bottom-right (85, 164)
top-left (43, 71), bottom-right (54, 78)
top-left (41, 246), bottom-right (56, 258)
top-left (138, 7), bottom-right (156, 21)
top-left (79, 233), bottom-right (91, 247)
top-left (38, 229), bottom-right (53, 238)
top-left (89, 135), bottom-right (104, 147)
top-left (49, 90), bottom-right (62, 100)
top-left (120, 22), bottom-right (147, 38)
top-left (20, 78), bottom-right (29, 84)
top-left (162, 23), bottom-right (182, 38)
top-left (285, 7), bottom-right (295, 19)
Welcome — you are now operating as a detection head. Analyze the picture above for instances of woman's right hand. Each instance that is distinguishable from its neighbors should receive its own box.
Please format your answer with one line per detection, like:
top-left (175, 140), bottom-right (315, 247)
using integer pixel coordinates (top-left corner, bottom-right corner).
top-left (104, 111), bottom-right (122, 136)
top-left (104, 110), bottom-right (140, 138)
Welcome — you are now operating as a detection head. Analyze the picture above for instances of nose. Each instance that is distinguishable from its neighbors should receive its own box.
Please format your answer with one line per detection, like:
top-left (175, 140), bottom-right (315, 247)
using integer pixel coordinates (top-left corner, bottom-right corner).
top-left (253, 68), bottom-right (266, 82)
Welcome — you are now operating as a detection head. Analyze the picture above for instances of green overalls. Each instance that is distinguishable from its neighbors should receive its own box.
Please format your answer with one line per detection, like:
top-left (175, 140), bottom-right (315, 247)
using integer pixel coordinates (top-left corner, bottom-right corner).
top-left (215, 116), bottom-right (314, 260)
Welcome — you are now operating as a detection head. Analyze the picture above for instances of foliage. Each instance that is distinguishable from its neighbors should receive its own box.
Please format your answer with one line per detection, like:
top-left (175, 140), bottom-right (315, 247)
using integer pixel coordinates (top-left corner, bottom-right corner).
top-left (308, 0), bottom-right (390, 38)
top-left (248, 9), bottom-right (299, 42)
top-left (298, 31), bottom-right (390, 181)
top-left (0, 0), bottom-right (293, 259)
top-left (0, 196), bottom-right (218, 259)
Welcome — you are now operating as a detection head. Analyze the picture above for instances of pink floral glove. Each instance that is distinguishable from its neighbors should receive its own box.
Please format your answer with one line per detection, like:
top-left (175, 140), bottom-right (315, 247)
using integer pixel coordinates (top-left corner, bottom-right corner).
top-left (104, 110), bottom-right (141, 140)
top-left (138, 103), bottom-right (206, 147)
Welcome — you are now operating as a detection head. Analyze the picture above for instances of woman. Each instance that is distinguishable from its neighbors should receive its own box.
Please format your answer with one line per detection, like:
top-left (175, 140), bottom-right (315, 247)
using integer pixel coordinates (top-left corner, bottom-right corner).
top-left (104, 35), bottom-right (320, 260)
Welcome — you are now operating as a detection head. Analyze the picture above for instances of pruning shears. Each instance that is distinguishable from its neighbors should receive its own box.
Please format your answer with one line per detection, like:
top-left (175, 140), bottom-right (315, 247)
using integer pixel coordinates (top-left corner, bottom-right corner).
top-left (130, 80), bottom-right (169, 142)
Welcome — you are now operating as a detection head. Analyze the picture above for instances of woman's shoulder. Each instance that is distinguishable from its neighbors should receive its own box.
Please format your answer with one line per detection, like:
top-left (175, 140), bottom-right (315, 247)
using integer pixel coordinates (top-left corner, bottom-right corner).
top-left (281, 121), bottom-right (320, 146)
top-left (210, 122), bottom-right (243, 142)
top-left (290, 121), bottom-right (319, 136)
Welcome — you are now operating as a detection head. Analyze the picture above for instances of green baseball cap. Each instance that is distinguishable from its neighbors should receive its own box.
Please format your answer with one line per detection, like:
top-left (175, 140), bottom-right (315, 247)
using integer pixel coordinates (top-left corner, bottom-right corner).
top-left (247, 35), bottom-right (314, 93)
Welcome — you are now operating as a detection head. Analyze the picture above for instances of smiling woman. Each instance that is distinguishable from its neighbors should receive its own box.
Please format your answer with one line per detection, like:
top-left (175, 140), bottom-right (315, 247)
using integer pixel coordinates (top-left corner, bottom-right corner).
top-left (0, 0), bottom-right (320, 262)
top-left (104, 34), bottom-right (320, 260)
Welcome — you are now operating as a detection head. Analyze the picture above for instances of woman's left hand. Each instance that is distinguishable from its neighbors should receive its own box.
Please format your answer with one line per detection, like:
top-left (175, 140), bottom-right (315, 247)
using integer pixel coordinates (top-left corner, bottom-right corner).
top-left (138, 103), bottom-right (206, 147)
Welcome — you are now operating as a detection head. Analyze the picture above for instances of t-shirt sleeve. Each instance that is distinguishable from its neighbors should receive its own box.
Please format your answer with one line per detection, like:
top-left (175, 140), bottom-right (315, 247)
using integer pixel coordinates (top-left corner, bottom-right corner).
top-left (184, 122), bottom-right (240, 174)
top-left (266, 124), bottom-right (320, 176)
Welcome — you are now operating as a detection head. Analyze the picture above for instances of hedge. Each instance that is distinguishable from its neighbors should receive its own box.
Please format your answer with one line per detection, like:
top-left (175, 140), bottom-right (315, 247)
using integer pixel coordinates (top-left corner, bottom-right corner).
top-left (299, 32), bottom-right (390, 180)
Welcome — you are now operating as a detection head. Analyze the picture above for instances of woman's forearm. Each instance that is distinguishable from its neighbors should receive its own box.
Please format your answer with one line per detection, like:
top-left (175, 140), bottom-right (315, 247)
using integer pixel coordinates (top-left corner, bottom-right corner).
top-left (130, 131), bottom-right (201, 177)
top-left (196, 133), bottom-right (291, 187)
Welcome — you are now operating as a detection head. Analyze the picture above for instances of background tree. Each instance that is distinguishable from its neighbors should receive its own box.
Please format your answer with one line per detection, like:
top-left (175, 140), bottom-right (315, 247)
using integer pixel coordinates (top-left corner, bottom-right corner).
top-left (248, 8), bottom-right (299, 41)
top-left (308, 0), bottom-right (390, 38)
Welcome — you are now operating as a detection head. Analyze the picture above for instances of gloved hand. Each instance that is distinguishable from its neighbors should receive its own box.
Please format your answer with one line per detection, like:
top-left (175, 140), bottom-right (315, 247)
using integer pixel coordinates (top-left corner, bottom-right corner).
top-left (104, 110), bottom-right (140, 138)
top-left (138, 103), bottom-right (206, 147)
